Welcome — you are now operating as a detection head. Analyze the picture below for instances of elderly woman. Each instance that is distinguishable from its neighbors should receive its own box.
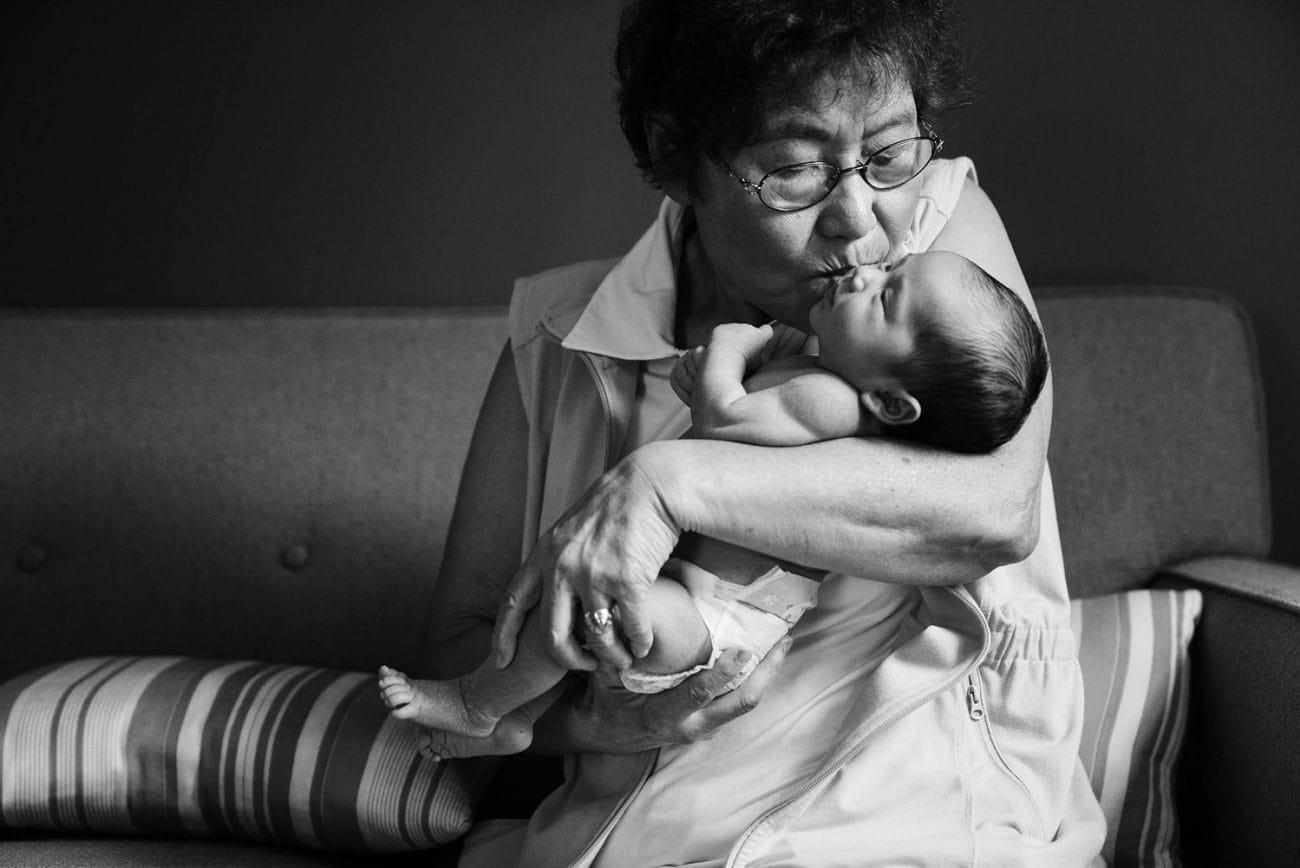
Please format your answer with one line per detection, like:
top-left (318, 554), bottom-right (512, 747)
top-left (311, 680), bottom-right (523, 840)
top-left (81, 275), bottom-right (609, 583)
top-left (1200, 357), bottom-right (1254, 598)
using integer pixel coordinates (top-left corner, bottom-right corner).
top-left (422, 1), bottom-right (1106, 865)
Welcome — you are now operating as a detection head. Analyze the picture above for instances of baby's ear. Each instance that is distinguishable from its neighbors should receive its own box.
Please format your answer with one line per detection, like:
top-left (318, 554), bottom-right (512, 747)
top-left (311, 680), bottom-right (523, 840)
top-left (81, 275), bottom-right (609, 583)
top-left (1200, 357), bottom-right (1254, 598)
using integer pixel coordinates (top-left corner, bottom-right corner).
top-left (860, 389), bottom-right (921, 426)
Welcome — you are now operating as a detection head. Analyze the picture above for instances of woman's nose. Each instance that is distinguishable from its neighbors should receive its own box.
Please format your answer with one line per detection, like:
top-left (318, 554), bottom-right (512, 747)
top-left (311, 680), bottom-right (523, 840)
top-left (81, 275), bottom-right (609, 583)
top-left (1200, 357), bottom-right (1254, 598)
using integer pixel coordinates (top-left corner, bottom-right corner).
top-left (816, 172), bottom-right (878, 241)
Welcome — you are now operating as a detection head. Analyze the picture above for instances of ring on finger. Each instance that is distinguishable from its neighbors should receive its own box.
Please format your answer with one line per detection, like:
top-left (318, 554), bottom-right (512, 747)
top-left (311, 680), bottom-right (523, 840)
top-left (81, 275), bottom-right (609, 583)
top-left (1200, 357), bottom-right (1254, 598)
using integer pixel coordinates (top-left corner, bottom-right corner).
top-left (583, 607), bottom-right (615, 634)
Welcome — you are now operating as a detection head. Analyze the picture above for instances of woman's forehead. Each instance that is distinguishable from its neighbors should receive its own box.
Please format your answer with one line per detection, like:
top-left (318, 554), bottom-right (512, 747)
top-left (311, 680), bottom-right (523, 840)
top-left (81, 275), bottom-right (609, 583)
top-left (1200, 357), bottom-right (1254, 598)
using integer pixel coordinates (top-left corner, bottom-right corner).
top-left (756, 75), bottom-right (916, 142)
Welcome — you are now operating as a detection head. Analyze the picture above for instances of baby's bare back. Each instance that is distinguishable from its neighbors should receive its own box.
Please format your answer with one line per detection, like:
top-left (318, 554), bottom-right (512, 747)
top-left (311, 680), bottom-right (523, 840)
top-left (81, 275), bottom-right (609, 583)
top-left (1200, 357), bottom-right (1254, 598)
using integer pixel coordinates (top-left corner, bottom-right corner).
top-left (673, 355), bottom-right (844, 586)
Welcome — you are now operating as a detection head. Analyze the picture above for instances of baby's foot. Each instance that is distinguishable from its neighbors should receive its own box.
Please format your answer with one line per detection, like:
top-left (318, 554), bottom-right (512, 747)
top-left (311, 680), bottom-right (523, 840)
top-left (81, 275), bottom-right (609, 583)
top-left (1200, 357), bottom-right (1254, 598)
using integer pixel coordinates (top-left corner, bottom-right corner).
top-left (419, 712), bottom-right (535, 761)
top-left (377, 665), bottom-right (498, 738)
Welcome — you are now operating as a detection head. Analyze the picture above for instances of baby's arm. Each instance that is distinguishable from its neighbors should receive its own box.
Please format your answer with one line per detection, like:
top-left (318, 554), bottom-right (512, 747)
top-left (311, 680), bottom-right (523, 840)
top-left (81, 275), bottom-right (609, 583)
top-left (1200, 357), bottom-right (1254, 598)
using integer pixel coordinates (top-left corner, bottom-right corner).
top-left (675, 323), bottom-right (871, 446)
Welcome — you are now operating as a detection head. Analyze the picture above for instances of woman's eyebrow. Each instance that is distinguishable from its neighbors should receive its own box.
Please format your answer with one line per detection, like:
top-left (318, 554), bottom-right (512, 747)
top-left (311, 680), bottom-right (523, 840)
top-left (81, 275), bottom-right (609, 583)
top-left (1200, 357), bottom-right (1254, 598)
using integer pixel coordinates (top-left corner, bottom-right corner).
top-left (757, 118), bottom-right (831, 142)
top-left (759, 108), bottom-right (917, 144)
top-left (862, 109), bottom-right (917, 139)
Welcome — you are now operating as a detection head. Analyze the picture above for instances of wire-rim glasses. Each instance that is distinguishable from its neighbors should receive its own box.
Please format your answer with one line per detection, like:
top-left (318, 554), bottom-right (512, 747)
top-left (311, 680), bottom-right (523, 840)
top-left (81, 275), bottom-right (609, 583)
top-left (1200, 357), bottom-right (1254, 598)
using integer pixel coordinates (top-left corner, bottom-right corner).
top-left (724, 127), bottom-right (943, 213)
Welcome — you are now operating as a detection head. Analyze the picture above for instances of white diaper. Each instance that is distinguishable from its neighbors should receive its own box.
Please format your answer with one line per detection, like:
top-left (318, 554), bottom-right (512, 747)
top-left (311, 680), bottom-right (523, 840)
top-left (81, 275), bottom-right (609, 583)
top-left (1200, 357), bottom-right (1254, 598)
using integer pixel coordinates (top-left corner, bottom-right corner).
top-left (619, 559), bottom-right (820, 694)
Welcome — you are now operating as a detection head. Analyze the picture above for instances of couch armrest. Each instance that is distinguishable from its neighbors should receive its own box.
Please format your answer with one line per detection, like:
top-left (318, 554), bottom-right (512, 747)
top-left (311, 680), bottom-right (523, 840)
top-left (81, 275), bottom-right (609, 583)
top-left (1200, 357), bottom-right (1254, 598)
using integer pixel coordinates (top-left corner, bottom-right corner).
top-left (1153, 556), bottom-right (1300, 867)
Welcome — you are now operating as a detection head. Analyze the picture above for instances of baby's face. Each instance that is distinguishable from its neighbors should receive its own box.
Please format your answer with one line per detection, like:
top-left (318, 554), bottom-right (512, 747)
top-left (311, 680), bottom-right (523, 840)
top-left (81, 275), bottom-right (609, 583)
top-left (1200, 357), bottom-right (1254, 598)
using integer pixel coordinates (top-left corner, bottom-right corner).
top-left (808, 250), bottom-right (973, 391)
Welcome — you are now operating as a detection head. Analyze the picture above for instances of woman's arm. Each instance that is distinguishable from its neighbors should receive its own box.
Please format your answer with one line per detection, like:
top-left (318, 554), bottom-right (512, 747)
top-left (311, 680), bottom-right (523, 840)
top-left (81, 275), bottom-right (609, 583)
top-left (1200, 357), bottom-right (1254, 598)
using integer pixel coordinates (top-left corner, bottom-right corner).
top-left (653, 179), bottom-right (1048, 577)
top-left (419, 343), bottom-right (529, 679)
top-left (499, 180), bottom-right (1051, 669)
top-left (422, 341), bottom-right (791, 751)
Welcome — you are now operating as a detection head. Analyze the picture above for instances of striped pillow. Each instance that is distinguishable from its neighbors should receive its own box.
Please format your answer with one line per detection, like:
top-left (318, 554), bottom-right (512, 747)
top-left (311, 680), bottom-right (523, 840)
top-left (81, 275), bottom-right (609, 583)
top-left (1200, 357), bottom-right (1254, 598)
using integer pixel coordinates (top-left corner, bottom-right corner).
top-left (0, 657), bottom-right (489, 852)
top-left (1072, 589), bottom-right (1201, 868)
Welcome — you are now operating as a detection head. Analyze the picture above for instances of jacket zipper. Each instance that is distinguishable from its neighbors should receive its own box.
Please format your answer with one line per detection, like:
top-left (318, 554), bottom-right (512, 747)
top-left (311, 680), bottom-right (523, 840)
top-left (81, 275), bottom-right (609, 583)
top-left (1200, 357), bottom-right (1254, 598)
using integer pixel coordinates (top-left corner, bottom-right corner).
top-left (567, 749), bottom-right (660, 867)
top-left (965, 671), bottom-right (1047, 839)
top-left (727, 585), bottom-right (992, 867)
top-left (966, 673), bottom-right (985, 720)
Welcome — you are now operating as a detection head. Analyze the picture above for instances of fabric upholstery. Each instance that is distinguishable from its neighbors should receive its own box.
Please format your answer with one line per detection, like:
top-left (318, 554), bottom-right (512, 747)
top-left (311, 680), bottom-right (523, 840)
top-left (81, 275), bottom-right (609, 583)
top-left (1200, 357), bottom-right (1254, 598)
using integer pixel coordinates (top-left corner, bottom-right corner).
top-left (0, 310), bottom-right (508, 683)
top-left (1155, 558), bottom-right (1300, 868)
top-left (1038, 287), bottom-right (1269, 597)
top-left (0, 657), bottom-right (486, 853)
top-left (1072, 589), bottom-right (1200, 867)
top-left (0, 292), bottom-right (1280, 862)
top-left (0, 832), bottom-right (456, 867)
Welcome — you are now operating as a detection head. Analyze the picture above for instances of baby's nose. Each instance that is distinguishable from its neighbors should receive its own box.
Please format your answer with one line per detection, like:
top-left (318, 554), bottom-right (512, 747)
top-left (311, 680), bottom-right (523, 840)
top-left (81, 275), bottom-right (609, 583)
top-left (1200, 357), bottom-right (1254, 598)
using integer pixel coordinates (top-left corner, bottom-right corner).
top-left (844, 265), bottom-right (884, 293)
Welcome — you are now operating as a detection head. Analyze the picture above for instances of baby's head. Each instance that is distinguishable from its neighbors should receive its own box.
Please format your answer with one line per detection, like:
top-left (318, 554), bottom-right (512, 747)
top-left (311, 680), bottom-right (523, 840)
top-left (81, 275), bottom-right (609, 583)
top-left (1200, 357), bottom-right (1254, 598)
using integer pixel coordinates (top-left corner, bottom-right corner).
top-left (809, 250), bottom-right (1048, 454)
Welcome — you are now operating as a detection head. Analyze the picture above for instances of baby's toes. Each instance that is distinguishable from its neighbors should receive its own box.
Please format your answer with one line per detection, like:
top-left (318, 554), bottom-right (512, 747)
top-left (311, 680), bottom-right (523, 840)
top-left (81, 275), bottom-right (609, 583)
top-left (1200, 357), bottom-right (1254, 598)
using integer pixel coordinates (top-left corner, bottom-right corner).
top-left (387, 699), bottom-right (419, 720)
top-left (380, 683), bottom-right (415, 710)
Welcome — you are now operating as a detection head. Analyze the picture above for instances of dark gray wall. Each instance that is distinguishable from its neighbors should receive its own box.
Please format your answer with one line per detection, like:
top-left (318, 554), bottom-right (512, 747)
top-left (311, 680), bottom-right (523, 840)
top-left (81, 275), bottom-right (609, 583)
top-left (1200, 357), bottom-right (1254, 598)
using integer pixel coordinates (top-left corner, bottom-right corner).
top-left (3, 1), bottom-right (1297, 564)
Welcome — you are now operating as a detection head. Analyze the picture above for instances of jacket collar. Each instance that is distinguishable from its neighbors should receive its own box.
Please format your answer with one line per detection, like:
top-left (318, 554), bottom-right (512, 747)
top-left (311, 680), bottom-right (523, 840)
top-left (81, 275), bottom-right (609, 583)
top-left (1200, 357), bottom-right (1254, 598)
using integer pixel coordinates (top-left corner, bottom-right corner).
top-left (559, 197), bottom-right (690, 360)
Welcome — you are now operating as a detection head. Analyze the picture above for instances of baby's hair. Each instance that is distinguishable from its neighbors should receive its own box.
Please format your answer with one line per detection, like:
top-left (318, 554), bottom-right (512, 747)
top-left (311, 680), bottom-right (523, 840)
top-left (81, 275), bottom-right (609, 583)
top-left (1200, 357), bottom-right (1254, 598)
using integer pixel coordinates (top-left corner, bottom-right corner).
top-left (881, 261), bottom-right (1048, 454)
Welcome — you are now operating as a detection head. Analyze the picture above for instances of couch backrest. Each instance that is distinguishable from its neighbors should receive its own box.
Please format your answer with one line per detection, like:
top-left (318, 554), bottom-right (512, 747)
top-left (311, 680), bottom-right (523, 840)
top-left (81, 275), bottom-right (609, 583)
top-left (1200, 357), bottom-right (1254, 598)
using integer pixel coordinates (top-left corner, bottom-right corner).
top-left (0, 310), bottom-right (508, 682)
top-left (1038, 286), bottom-right (1270, 595)
top-left (0, 289), bottom-right (1271, 681)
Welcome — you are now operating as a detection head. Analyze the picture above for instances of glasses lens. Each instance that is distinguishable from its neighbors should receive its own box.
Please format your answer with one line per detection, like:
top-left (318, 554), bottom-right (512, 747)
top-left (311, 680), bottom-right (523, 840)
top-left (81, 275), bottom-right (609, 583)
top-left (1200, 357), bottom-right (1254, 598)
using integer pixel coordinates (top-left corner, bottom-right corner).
top-left (759, 163), bottom-right (837, 211)
top-left (865, 137), bottom-right (935, 189)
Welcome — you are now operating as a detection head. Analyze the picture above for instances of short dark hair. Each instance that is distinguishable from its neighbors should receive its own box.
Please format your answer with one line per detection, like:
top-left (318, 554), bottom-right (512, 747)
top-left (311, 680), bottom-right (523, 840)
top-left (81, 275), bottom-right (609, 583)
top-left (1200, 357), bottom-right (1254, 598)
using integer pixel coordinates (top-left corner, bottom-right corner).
top-left (882, 263), bottom-right (1049, 454)
top-left (615, 0), bottom-right (972, 193)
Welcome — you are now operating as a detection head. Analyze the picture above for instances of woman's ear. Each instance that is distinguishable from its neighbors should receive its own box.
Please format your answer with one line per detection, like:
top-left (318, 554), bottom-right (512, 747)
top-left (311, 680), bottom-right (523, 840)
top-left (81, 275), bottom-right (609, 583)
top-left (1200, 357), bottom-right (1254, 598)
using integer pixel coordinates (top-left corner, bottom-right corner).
top-left (860, 389), bottom-right (921, 426)
top-left (644, 112), bottom-right (692, 205)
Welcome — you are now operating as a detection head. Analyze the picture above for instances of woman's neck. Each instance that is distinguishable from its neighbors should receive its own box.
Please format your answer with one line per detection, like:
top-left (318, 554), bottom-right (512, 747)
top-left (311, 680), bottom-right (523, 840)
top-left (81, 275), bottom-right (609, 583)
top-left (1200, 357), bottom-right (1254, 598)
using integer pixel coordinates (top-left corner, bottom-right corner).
top-left (674, 222), bottom-right (766, 349)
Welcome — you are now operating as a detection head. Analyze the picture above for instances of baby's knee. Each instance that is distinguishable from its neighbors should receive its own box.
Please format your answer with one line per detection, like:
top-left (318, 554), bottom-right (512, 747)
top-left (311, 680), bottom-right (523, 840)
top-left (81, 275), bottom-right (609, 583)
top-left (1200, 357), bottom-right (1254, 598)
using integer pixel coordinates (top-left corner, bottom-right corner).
top-left (635, 579), bottom-right (711, 676)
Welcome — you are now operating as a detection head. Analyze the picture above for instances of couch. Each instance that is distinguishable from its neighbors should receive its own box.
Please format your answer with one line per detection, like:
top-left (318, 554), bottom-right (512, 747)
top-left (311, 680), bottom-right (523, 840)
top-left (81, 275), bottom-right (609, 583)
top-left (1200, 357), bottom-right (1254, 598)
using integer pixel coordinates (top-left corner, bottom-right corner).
top-left (0, 287), bottom-right (1295, 866)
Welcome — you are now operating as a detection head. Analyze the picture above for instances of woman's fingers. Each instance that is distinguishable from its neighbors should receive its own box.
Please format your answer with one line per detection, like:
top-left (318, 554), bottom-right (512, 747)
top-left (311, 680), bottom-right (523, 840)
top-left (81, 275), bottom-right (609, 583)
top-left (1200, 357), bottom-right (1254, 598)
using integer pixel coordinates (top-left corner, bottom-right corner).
top-left (492, 563), bottom-right (542, 669)
top-left (649, 637), bottom-right (792, 741)
top-left (545, 579), bottom-right (598, 671)
top-left (518, 452), bottom-right (680, 676)
top-left (616, 596), bottom-right (654, 660)
top-left (699, 637), bottom-right (790, 727)
top-left (580, 595), bottom-right (634, 670)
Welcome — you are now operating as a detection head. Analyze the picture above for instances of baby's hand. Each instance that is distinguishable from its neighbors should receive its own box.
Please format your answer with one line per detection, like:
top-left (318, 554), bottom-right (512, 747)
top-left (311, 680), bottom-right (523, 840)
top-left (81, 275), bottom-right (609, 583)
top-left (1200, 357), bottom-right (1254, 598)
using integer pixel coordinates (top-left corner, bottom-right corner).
top-left (672, 323), bottom-right (775, 407)
top-left (708, 322), bottom-right (774, 356)
top-left (671, 345), bottom-right (704, 406)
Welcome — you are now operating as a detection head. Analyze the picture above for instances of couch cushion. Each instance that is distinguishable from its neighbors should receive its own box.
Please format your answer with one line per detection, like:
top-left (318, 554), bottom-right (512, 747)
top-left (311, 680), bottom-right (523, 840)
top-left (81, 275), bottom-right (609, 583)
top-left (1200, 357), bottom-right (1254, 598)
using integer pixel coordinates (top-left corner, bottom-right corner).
top-left (1073, 588), bottom-right (1201, 867)
top-left (0, 309), bottom-right (507, 682)
top-left (1039, 287), bottom-right (1269, 596)
top-left (0, 833), bottom-right (454, 867)
top-left (0, 657), bottom-right (488, 853)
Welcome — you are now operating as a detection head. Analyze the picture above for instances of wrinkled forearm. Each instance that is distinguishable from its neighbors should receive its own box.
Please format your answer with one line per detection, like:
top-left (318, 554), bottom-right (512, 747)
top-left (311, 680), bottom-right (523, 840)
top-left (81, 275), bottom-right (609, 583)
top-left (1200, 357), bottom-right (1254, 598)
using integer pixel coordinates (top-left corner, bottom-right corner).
top-left (633, 381), bottom-right (1051, 585)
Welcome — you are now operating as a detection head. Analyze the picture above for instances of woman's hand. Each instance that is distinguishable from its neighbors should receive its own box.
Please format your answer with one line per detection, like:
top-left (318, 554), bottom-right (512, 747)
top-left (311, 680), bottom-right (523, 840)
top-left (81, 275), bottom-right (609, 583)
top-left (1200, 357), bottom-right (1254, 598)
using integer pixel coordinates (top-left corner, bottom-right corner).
top-left (540, 638), bottom-right (793, 754)
top-left (492, 450), bottom-right (680, 672)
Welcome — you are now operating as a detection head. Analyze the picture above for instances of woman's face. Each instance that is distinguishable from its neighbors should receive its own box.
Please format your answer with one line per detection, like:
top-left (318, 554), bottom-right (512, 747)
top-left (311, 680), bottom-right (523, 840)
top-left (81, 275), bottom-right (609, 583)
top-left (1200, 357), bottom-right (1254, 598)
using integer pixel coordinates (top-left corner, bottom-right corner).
top-left (680, 74), bottom-right (925, 333)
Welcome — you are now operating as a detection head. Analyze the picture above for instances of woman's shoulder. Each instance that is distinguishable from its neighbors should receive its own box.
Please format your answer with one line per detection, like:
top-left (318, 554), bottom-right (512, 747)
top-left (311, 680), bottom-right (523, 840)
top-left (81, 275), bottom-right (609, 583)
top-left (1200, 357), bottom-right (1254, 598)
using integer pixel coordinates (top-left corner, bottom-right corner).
top-left (509, 257), bottom-right (621, 347)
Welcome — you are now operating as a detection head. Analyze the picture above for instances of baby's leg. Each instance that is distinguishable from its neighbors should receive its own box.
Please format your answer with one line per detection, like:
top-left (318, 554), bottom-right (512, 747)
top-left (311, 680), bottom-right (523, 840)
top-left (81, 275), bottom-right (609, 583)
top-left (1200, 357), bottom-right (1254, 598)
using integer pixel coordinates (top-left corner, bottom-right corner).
top-left (634, 575), bottom-right (713, 677)
top-left (378, 604), bottom-right (565, 739)
top-left (421, 682), bottom-right (564, 760)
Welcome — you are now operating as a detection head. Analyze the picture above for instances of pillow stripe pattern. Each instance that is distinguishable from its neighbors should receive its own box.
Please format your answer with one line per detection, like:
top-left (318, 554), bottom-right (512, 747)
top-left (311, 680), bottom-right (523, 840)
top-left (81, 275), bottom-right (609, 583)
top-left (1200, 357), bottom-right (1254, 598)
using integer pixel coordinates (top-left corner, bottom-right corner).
top-left (1071, 589), bottom-right (1201, 868)
top-left (0, 656), bottom-right (485, 852)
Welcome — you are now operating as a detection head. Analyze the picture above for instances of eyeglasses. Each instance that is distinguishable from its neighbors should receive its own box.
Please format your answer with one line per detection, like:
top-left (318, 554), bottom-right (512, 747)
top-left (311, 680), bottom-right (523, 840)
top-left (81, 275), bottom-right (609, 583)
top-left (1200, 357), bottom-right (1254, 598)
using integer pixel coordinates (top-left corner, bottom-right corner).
top-left (724, 128), bottom-right (943, 212)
